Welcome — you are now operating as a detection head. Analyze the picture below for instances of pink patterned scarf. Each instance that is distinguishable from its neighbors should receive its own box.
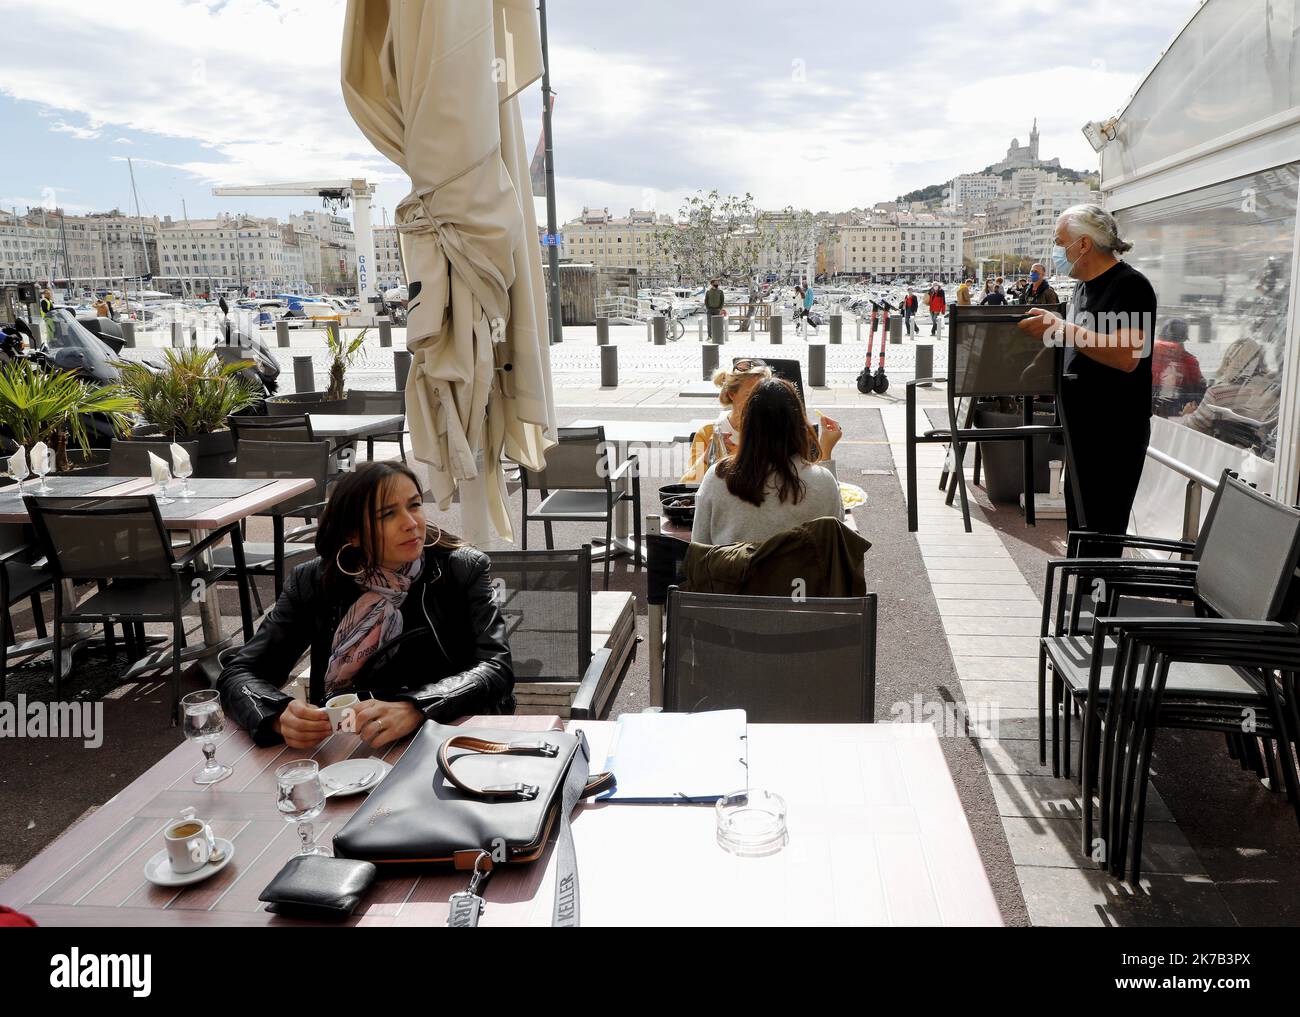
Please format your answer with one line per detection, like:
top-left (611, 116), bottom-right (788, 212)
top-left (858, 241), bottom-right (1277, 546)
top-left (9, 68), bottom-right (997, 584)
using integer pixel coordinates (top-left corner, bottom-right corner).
top-left (323, 555), bottom-right (424, 698)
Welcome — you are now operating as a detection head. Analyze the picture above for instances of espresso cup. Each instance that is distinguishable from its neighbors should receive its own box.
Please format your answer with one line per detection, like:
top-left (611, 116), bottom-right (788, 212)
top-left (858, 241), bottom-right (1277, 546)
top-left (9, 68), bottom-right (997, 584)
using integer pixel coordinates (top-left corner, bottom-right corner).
top-left (325, 693), bottom-right (359, 733)
top-left (164, 818), bottom-right (211, 874)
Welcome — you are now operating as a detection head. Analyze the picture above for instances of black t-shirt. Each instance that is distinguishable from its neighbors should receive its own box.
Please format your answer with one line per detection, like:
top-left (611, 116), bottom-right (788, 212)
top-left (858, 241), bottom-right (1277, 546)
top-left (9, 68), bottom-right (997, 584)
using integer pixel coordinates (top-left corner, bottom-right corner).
top-left (1064, 260), bottom-right (1156, 423)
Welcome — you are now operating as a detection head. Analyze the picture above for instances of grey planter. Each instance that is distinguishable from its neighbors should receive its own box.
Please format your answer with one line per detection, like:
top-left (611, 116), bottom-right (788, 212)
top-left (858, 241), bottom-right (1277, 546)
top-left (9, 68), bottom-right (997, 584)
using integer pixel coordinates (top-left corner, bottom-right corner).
top-left (128, 426), bottom-right (237, 478)
top-left (972, 406), bottom-right (1060, 504)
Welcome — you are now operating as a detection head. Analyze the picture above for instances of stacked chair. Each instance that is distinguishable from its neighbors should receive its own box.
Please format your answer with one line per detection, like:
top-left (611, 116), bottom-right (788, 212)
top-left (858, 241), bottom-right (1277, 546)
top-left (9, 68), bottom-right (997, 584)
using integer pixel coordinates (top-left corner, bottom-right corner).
top-left (1040, 470), bottom-right (1300, 882)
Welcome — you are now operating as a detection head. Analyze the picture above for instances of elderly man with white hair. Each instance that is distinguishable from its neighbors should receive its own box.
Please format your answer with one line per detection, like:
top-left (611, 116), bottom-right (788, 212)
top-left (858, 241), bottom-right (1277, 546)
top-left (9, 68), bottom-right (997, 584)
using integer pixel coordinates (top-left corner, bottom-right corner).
top-left (1017, 203), bottom-right (1156, 553)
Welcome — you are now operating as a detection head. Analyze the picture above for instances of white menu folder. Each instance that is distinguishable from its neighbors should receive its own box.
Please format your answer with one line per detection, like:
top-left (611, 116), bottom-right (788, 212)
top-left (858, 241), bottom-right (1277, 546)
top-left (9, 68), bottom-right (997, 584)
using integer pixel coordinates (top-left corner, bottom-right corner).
top-left (598, 709), bottom-right (747, 802)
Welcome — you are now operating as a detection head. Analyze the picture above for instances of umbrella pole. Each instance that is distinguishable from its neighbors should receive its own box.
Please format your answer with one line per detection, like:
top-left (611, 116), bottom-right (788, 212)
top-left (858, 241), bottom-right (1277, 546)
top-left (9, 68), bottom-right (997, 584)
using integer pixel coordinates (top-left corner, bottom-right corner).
top-left (540, 0), bottom-right (563, 344)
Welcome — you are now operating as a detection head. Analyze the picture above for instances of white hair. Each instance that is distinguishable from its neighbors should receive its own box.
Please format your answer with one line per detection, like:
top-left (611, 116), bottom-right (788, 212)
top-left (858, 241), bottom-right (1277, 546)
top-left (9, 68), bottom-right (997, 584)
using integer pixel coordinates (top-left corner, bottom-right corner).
top-left (1058, 203), bottom-right (1133, 255)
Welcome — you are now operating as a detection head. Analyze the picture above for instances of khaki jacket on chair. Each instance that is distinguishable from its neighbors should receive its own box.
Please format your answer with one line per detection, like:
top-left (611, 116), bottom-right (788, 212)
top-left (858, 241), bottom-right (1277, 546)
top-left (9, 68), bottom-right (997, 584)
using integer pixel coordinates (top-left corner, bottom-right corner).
top-left (684, 516), bottom-right (872, 597)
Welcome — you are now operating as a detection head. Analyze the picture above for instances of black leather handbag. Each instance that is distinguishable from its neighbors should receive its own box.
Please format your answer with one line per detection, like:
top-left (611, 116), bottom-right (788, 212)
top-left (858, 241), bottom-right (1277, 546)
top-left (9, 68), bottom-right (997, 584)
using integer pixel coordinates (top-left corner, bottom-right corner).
top-left (333, 720), bottom-right (613, 926)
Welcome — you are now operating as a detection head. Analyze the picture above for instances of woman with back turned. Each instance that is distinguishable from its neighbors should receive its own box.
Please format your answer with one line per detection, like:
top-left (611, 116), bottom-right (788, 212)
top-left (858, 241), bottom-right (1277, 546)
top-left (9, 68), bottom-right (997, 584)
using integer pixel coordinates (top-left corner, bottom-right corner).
top-left (691, 377), bottom-right (843, 546)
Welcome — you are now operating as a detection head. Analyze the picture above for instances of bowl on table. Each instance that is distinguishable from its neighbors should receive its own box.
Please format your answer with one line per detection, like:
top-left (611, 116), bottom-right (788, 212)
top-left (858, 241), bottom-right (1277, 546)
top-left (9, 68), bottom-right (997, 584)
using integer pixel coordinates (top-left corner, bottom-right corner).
top-left (658, 483), bottom-right (699, 527)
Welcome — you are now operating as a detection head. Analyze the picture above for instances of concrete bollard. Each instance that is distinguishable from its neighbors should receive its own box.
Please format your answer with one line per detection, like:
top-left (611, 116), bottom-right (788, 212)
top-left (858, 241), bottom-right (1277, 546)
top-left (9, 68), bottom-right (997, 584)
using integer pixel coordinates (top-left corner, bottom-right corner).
top-left (379, 320), bottom-right (393, 347)
top-left (889, 316), bottom-right (903, 344)
top-left (856, 317), bottom-right (861, 342)
top-left (596, 316), bottom-right (609, 346)
top-left (769, 315), bottom-right (782, 344)
top-left (646, 319), bottom-right (652, 343)
top-left (652, 316), bottom-right (666, 346)
top-left (915, 342), bottom-right (934, 387)
top-left (275, 320), bottom-right (291, 347)
top-left (394, 350), bottom-right (413, 391)
top-left (809, 343), bottom-right (827, 388)
top-left (709, 314), bottom-right (725, 344)
top-left (697, 317), bottom-right (704, 342)
top-left (702, 343), bottom-right (719, 380)
top-left (120, 321), bottom-right (136, 348)
top-left (829, 314), bottom-right (842, 345)
top-left (292, 355), bottom-right (315, 394)
top-left (171, 321), bottom-right (184, 348)
top-left (600, 344), bottom-right (618, 388)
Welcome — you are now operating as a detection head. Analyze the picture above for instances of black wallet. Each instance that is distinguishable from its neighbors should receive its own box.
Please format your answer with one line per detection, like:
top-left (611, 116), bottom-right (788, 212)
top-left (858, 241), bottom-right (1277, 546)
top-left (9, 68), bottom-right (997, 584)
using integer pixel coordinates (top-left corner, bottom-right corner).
top-left (259, 855), bottom-right (377, 920)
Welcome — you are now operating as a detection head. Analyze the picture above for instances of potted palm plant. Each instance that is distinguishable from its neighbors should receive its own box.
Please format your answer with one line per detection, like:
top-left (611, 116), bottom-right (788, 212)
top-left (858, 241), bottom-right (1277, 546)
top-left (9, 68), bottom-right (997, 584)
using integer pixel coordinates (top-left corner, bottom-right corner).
top-left (267, 326), bottom-right (368, 414)
top-left (0, 359), bottom-right (136, 473)
top-left (115, 348), bottom-right (261, 478)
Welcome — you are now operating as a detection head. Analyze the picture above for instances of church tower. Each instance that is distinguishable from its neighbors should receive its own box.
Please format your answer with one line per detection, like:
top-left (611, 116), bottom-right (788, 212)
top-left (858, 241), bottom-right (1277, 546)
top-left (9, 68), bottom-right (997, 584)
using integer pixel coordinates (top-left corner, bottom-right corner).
top-left (1029, 118), bottom-right (1040, 161)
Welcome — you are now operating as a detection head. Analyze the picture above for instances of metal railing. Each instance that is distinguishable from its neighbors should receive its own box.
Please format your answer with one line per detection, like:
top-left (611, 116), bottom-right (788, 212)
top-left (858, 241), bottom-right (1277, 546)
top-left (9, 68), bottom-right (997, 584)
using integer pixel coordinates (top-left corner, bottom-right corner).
top-left (1144, 445), bottom-right (1220, 549)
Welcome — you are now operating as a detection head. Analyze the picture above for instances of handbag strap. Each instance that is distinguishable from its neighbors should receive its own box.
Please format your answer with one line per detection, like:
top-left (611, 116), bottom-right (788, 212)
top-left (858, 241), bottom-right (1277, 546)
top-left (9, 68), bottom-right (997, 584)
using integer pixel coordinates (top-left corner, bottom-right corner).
top-left (438, 735), bottom-right (563, 799)
top-left (441, 730), bottom-right (614, 927)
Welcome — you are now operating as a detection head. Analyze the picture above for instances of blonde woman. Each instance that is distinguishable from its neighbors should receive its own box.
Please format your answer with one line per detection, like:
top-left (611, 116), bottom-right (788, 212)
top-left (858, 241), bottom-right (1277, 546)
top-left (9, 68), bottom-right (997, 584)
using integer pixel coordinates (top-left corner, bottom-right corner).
top-left (681, 359), bottom-right (842, 482)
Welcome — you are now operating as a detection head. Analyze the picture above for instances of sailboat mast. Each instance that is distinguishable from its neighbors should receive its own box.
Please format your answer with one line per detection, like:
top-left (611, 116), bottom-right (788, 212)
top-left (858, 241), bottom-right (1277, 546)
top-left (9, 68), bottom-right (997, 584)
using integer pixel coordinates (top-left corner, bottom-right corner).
top-left (127, 157), bottom-right (148, 309)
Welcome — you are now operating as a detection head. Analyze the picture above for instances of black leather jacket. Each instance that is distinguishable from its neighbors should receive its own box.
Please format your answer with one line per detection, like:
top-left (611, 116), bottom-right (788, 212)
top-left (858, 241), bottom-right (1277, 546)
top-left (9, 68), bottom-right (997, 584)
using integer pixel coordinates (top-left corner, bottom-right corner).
top-left (217, 546), bottom-right (514, 746)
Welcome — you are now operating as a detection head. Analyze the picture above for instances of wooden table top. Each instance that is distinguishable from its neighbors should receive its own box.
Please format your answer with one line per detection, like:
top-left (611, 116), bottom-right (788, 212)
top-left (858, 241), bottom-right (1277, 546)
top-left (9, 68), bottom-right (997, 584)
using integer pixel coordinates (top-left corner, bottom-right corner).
top-left (306, 414), bottom-right (405, 438)
top-left (0, 716), bottom-right (1001, 926)
top-left (0, 476), bottom-right (315, 529)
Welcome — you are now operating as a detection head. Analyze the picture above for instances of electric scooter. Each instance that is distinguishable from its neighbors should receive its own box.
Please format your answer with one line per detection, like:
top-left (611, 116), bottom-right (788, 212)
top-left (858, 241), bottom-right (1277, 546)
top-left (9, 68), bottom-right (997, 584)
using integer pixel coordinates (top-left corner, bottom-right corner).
top-left (856, 298), bottom-right (891, 394)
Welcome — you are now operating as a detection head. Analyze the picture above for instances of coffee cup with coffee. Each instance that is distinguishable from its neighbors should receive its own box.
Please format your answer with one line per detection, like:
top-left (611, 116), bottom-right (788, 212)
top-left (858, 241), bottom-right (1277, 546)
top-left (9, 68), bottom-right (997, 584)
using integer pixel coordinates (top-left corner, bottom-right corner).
top-left (164, 816), bottom-right (212, 874)
top-left (325, 693), bottom-right (359, 733)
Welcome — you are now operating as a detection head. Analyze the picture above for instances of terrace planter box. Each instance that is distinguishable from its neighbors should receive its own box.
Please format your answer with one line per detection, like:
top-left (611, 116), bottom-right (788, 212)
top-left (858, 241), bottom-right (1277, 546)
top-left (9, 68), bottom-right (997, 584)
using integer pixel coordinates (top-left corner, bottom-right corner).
top-left (972, 406), bottom-right (1062, 504)
top-left (128, 425), bottom-right (236, 478)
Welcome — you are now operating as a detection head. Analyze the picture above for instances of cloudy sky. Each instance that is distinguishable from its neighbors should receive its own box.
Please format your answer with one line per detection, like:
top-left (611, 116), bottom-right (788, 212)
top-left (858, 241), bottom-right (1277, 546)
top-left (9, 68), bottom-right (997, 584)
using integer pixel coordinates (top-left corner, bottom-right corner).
top-left (0, 0), bottom-right (1196, 226)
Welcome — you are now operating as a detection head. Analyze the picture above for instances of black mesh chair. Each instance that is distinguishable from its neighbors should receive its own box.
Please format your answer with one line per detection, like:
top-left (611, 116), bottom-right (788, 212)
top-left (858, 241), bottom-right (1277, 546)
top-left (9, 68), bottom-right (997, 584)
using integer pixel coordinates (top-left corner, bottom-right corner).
top-left (486, 547), bottom-right (621, 719)
top-left (646, 532), bottom-right (690, 707)
top-left (0, 522), bottom-right (54, 699)
top-left (211, 440), bottom-right (329, 611)
top-left (108, 439), bottom-right (201, 477)
top-left (23, 494), bottom-right (254, 722)
top-left (520, 426), bottom-right (641, 590)
top-left (228, 413), bottom-right (316, 445)
top-left (1041, 471), bottom-right (1300, 882)
top-left (665, 590), bottom-right (877, 722)
top-left (905, 303), bottom-right (1066, 532)
top-left (346, 389), bottom-right (408, 461)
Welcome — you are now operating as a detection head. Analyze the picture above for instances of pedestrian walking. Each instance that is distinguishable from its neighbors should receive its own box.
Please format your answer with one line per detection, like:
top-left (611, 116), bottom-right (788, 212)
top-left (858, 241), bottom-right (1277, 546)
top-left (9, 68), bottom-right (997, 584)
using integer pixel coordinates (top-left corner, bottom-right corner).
top-left (705, 277), bottom-right (725, 330)
top-left (927, 283), bottom-right (946, 335)
top-left (901, 287), bottom-right (919, 336)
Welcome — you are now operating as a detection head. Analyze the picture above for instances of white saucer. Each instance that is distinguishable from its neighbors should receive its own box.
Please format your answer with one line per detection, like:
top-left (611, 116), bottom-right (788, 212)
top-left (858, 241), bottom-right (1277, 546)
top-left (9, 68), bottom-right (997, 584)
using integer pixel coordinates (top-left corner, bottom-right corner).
top-left (320, 758), bottom-right (391, 797)
top-left (144, 838), bottom-right (236, 887)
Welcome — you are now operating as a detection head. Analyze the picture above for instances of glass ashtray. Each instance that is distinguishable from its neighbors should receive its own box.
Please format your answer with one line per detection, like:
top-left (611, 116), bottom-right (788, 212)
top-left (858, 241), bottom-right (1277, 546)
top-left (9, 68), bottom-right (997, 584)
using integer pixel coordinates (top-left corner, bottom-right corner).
top-left (715, 789), bottom-right (788, 857)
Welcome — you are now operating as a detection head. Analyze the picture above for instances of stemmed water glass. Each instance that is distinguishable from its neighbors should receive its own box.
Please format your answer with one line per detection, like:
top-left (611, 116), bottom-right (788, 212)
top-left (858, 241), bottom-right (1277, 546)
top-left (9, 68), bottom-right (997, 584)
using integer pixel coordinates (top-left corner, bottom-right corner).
top-left (7, 453), bottom-right (29, 494)
top-left (276, 759), bottom-right (329, 857)
top-left (181, 689), bottom-right (232, 785)
top-left (32, 452), bottom-right (51, 494)
top-left (153, 466), bottom-right (175, 506)
top-left (174, 456), bottom-right (194, 500)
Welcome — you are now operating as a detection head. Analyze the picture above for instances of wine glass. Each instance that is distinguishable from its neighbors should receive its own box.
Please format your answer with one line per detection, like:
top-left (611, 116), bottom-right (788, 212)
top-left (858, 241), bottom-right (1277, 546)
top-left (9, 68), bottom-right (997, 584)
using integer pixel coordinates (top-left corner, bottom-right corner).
top-left (181, 689), bottom-right (232, 784)
top-left (154, 467), bottom-right (175, 506)
top-left (32, 452), bottom-right (51, 494)
top-left (276, 759), bottom-right (329, 857)
top-left (174, 456), bottom-right (194, 500)
top-left (7, 452), bottom-right (29, 494)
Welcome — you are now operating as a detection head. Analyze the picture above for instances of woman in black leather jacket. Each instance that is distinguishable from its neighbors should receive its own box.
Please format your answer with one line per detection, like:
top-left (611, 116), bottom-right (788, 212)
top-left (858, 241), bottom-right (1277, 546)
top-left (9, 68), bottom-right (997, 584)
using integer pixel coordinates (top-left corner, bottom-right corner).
top-left (217, 461), bottom-right (514, 749)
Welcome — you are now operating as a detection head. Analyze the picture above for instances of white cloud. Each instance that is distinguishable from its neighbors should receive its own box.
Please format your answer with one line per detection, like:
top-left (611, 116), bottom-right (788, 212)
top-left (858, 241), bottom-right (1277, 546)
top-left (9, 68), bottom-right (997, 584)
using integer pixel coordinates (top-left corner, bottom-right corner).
top-left (49, 119), bottom-right (102, 140)
top-left (0, 0), bottom-right (1200, 224)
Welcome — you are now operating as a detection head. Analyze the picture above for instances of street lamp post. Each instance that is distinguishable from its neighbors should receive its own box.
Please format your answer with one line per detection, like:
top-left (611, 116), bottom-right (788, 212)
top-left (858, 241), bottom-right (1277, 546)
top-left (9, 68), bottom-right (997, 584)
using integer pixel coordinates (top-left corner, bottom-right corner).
top-left (539, 0), bottom-right (563, 345)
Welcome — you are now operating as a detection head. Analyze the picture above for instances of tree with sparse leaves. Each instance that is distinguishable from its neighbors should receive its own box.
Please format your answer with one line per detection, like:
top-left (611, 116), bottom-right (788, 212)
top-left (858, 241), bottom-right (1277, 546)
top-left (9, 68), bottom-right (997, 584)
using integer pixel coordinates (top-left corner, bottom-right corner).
top-left (653, 190), bottom-right (763, 287)
top-left (760, 207), bottom-right (839, 284)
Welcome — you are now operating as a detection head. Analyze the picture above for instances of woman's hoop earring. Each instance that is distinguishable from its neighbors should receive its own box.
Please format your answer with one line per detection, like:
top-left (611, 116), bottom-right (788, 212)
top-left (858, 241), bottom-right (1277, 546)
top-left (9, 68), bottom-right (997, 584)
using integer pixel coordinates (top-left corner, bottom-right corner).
top-left (335, 543), bottom-right (367, 577)
top-left (422, 521), bottom-right (443, 548)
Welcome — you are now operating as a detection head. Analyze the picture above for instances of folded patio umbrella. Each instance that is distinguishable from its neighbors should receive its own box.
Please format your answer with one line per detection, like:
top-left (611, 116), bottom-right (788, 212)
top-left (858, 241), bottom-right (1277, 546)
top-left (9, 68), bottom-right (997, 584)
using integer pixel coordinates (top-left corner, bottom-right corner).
top-left (342, 0), bottom-right (556, 544)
